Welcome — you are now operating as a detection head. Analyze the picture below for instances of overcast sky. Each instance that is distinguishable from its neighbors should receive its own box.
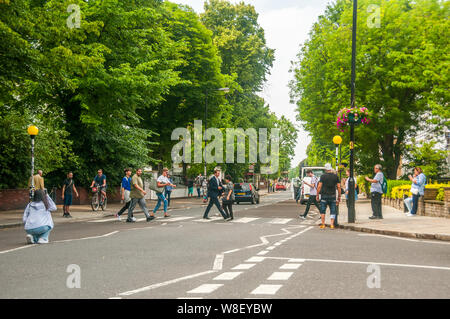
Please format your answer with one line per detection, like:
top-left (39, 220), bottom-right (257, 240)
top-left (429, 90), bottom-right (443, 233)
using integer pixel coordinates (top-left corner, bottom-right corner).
top-left (174, 0), bottom-right (332, 167)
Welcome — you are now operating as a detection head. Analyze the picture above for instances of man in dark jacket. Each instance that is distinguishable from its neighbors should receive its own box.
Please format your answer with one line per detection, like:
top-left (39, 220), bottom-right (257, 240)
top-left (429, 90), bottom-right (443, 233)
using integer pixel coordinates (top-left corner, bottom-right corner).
top-left (203, 169), bottom-right (229, 220)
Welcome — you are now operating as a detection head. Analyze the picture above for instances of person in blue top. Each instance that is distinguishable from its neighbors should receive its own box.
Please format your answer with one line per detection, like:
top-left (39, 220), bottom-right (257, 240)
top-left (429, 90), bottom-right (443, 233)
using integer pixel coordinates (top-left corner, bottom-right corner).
top-left (116, 168), bottom-right (133, 221)
top-left (365, 164), bottom-right (384, 220)
top-left (404, 167), bottom-right (426, 217)
top-left (90, 169), bottom-right (107, 202)
top-left (165, 173), bottom-right (174, 207)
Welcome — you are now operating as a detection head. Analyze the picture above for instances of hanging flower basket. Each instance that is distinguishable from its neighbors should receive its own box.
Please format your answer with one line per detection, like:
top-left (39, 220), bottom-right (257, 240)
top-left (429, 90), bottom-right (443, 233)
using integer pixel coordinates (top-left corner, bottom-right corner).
top-left (336, 106), bottom-right (371, 131)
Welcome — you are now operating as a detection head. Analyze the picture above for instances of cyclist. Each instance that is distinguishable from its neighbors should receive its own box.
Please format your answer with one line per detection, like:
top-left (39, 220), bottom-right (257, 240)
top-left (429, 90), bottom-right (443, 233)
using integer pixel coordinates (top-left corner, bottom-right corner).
top-left (90, 169), bottom-right (107, 204)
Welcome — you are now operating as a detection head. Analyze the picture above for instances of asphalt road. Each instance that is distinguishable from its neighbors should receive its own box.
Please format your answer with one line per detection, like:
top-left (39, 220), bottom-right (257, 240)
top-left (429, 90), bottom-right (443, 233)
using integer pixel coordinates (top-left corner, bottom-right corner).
top-left (1, 191), bottom-right (449, 299)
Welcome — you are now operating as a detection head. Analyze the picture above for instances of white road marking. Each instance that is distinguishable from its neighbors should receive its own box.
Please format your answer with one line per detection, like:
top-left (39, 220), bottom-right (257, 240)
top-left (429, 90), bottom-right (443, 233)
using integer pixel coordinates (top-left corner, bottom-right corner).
top-left (266, 246), bottom-right (276, 250)
top-left (117, 270), bottom-right (217, 296)
top-left (187, 284), bottom-right (223, 294)
top-left (0, 245), bottom-right (34, 255)
top-left (213, 272), bottom-right (243, 281)
top-left (358, 234), bottom-right (450, 245)
top-left (267, 272), bottom-right (293, 280)
top-left (246, 257), bottom-right (265, 263)
top-left (257, 250), bottom-right (269, 256)
top-left (250, 284), bottom-right (282, 295)
top-left (280, 263), bottom-right (302, 270)
top-left (269, 218), bottom-right (292, 224)
top-left (232, 217), bottom-right (260, 223)
top-left (89, 218), bottom-right (119, 223)
top-left (165, 216), bottom-right (196, 222)
top-left (213, 254), bottom-right (224, 270)
top-left (232, 264), bottom-right (256, 270)
top-left (288, 258), bottom-right (306, 263)
top-left (194, 217), bottom-right (223, 223)
top-left (53, 231), bottom-right (119, 243)
top-left (177, 297), bottom-right (203, 299)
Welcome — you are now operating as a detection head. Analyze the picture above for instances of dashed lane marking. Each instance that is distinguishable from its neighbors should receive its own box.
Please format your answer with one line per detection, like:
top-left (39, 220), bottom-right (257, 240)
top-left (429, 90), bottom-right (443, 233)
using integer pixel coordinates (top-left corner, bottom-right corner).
top-left (269, 218), bottom-right (293, 225)
top-left (232, 264), bottom-right (256, 270)
top-left (267, 272), bottom-right (293, 281)
top-left (213, 272), bottom-right (243, 281)
top-left (250, 284), bottom-right (282, 295)
top-left (280, 263), bottom-right (302, 270)
top-left (232, 217), bottom-right (260, 223)
top-left (187, 284), bottom-right (223, 294)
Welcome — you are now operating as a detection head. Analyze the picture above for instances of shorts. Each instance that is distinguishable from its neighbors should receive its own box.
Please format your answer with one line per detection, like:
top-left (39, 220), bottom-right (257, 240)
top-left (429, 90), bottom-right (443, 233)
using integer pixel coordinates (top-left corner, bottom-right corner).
top-left (64, 193), bottom-right (73, 206)
top-left (188, 187), bottom-right (194, 194)
top-left (319, 196), bottom-right (337, 219)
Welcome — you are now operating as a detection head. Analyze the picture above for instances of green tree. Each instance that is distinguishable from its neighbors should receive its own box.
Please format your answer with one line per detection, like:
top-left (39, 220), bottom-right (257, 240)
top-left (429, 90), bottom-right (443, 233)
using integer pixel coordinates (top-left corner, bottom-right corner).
top-left (290, 0), bottom-right (449, 179)
top-left (403, 140), bottom-right (449, 179)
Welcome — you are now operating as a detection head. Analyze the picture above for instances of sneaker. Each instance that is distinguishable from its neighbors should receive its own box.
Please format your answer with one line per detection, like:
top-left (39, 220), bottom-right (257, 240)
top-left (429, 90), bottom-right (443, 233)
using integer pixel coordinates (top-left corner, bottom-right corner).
top-left (203, 217), bottom-right (211, 220)
top-left (319, 224), bottom-right (325, 229)
top-left (131, 217), bottom-right (137, 222)
top-left (66, 214), bottom-right (72, 218)
top-left (147, 216), bottom-right (155, 222)
top-left (405, 213), bottom-right (414, 217)
top-left (37, 238), bottom-right (49, 244)
top-left (369, 216), bottom-right (378, 220)
top-left (26, 234), bottom-right (35, 244)
top-left (299, 215), bottom-right (306, 220)
top-left (116, 214), bottom-right (122, 221)
top-left (330, 225), bottom-right (335, 230)
top-left (126, 219), bottom-right (135, 223)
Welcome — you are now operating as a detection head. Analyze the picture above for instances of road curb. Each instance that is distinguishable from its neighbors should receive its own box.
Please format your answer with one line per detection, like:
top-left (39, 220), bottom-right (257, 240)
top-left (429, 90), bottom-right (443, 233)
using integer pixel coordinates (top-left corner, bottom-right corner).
top-left (335, 223), bottom-right (450, 242)
top-left (0, 222), bottom-right (23, 230)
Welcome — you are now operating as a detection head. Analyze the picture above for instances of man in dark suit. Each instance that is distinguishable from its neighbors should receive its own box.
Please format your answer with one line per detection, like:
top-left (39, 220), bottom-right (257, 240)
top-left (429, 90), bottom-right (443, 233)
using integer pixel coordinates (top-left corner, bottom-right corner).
top-left (203, 169), bottom-right (229, 220)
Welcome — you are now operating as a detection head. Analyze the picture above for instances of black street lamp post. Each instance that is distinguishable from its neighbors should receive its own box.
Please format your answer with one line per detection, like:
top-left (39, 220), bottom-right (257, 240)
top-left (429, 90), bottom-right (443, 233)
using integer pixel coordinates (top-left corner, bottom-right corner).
top-left (347, 0), bottom-right (358, 223)
top-left (27, 125), bottom-right (39, 200)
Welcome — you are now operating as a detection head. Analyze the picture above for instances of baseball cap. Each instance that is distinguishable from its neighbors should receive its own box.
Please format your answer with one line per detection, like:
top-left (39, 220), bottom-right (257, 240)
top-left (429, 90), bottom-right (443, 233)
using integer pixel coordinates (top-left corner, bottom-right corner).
top-left (324, 163), bottom-right (333, 170)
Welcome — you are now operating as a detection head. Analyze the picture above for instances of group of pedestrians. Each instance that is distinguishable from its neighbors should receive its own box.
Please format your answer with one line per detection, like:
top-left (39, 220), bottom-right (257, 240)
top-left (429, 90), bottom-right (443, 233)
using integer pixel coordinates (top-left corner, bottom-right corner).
top-left (202, 169), bottom-right (235, 221)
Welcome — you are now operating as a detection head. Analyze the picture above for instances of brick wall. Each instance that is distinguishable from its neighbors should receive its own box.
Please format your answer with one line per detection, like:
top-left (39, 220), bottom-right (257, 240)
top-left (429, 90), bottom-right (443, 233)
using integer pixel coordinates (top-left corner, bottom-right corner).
top-left (382, 188), bottom-right (450, 219)
top-left (0, 189), bottom-right (29, 211)
top-left (0, 187), bottom-right (122, 211)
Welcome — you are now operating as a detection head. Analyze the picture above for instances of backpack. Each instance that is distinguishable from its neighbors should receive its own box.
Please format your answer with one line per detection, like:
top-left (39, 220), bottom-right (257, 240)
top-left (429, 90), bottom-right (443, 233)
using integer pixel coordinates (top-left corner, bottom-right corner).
top-left (148, 177), bottom-right (164, 194)
top-left (381, 175), bottom-right (388, 194)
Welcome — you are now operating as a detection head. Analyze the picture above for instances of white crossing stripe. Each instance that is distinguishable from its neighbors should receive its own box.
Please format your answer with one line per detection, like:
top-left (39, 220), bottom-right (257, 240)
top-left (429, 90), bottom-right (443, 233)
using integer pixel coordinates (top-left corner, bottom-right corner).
top-left (257, 251), bottom-right (269, 256)
top-left (165, 216), bottom-right (196, 222)
top-left (246, 257), bottom-right (265, 263)
top-left (232, 264), bottom-right (256, 270)
top-left (193, 217), bottom-right (223, 223)
top-left (280, 263), bottom-right (302, 270)
top-left (269, 218), bottom-right (292, 224)
top-left (232, 217), bottom-right (260, 223)
top-left (288, 258), bottom-right (306, 263)
top-left (251, 284), bottom-right (283, 295)
top-left (89, 218), bottom-right (118, 223)
top-left (213, 272), bottom-right (243, 281)
top-left (187, 284), bottom-right (223, 294)
top-left (267, 272), bottom-right (293, 281)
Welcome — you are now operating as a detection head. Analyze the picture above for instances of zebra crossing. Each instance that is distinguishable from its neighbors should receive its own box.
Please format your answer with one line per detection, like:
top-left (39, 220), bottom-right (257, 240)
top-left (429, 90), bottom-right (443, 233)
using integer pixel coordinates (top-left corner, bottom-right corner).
top-left (88, 215), bottom-right (313, 226)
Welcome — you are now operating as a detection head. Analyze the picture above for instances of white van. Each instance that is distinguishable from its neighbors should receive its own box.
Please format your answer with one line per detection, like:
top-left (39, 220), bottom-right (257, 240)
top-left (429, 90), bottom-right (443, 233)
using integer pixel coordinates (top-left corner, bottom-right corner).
top-left (299, 166), bottom-right (326, 204)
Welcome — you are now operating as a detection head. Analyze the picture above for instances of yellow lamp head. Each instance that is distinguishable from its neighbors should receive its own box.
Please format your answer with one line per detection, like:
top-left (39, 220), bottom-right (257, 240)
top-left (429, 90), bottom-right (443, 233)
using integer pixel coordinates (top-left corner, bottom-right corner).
top-left (27, 125), bottom-right (39, 136)
top-left (333, 135), bottom-right (342, 145)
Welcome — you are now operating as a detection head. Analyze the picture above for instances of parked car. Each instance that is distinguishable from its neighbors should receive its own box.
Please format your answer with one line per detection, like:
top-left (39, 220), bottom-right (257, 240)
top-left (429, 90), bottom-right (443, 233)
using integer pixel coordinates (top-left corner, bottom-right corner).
top-left (275, 183), bottom-right (286, 191)
top-left (299, 166), bottom-right (326, 204)
top-left (234, 183), bottom-right (260, 204)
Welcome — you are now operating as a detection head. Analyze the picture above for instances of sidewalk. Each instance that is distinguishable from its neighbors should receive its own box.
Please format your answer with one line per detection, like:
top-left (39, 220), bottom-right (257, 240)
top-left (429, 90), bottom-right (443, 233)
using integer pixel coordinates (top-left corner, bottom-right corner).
top-left (321, 198), bottom-right (450, 241)
top-left (0, 189), bottom-right (271, 229)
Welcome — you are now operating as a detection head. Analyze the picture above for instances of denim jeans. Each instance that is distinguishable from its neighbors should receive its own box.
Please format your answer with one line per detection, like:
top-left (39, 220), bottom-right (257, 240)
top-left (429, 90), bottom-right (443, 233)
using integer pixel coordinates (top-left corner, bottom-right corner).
top-left (319, 196), bottom-right (337, 219)
top-left (165, 190), bottom-right (172, 206)
top-left (26, 225), bottom-right (52, 242)
top-left (197, 188), bottom-right (201, 198)
top-left (406, 194), bottom-right (420, 215)
top-left (128, 198), bottom-right (150, 220)
top-left (153, 192), bottom-right (168, 213)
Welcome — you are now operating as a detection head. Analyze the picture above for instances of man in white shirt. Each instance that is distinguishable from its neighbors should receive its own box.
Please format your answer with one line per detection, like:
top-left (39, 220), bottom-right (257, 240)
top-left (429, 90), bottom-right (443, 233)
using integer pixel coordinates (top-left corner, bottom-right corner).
top-left (153, 168), bottom-right (176, 218)
top-left (300, 170), bottom-right (320, 219)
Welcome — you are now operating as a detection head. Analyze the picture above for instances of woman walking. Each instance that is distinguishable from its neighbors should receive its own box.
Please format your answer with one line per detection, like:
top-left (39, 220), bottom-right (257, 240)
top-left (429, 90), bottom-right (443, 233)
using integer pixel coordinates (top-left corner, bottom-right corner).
top-left (165, 173), bottom-right (174, 207)
top-left (404, 167), bottom-right (426, 217)
top-left (23, 189), bottom-right (56, 244)
top-left (222, 175), bottom-right (235, 220)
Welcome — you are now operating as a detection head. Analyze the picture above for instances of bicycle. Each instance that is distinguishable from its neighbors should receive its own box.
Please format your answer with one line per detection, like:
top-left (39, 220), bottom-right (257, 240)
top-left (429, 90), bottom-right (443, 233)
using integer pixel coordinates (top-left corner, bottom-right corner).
top-left (91, 184), bottom-right (107, 211)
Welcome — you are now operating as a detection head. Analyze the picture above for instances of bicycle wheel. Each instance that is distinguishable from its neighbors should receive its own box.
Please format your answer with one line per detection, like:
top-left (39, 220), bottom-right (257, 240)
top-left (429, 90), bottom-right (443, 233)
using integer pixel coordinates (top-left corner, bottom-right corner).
top-left (91, 193), bottom-right (99, 211)
top-left (101, 196), bottom-right (107, 211)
